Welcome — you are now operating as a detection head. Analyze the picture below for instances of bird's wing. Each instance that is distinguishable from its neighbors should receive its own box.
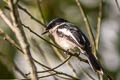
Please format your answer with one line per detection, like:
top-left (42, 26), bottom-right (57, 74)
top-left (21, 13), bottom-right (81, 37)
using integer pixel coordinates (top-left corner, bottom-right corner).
top-left (57, 23), bottom-right (90, 49)
top-left (70, 26), bottom-right (90, 48)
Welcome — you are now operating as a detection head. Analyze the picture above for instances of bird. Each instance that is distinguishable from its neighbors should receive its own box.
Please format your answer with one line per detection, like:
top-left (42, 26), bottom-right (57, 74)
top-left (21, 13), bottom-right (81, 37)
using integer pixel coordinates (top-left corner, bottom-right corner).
top-left (42, 18), bottom-right (103, 74)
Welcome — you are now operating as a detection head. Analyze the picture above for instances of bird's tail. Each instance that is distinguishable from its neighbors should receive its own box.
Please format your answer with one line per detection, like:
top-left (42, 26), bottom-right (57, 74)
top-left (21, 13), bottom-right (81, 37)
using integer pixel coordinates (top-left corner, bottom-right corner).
top-left (86, 51), bottom-right (103, 74)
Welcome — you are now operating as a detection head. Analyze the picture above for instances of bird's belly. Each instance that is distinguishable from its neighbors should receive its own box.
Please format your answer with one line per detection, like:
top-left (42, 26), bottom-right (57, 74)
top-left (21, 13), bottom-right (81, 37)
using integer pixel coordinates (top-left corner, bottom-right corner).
top-left (54, 36), bottom-right (77, 51)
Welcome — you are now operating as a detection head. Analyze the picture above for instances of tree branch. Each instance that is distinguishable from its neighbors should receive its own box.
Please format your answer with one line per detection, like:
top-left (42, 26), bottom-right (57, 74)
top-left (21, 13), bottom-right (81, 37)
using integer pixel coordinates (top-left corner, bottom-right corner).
top-left (96, 0), bottom-right (102, 51)
top-left (36, 0), bottom-right (45, 24)
top-left (18, 5), bottom-right (46, 27)
top-left (0, 1), bottom-right (38, 79)
top-left (115, 0), bottom-right (120, 11)
top-left (96, 0), bottom-right (103, 80)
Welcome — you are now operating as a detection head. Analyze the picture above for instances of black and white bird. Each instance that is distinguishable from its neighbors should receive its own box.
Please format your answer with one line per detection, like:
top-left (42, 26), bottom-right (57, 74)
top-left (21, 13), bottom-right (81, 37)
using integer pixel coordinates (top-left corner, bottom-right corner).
top-left (42, 18), bottom-right (103, 74)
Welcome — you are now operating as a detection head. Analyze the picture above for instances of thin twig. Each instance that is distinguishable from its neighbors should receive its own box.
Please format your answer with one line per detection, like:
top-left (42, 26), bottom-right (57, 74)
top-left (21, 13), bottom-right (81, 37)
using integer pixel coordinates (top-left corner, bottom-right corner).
top-left (0, 1), bottom-right (38, 80)
top-left (96, 0), bottom-right (102, 51)
top-left (0, 9), bottom-right (13, 28)
top-left (31, 59), bottom-right (80, 80)
top-left (4, 4), bottom-right (46, 27)
top-left (36, 0), bottom-right (45, 24)
top-left (37, 55), bottom-right (72, 73)
top-left (38, 73), bottom-right (57, 79)
top-left (18, 5), bottom-right (46, 27)
top-left (115, 0), bottom-right (120, 11)
top-left (25, 73), bottom-right (60, 80)
top-left (32, 59), bottom-right (80, 80)
top-left (102, 70), bottom-right (113, 80)
top-left (74, 0), bottom-right (96, 55)
top-left (23, 73), bottom-right (72, 80)
top-left (26, 55), bottom-right (71, 75)
top-left (96, 0), bottom-right (103, 80)
top-left (22, 73), bottom-right (57, 80)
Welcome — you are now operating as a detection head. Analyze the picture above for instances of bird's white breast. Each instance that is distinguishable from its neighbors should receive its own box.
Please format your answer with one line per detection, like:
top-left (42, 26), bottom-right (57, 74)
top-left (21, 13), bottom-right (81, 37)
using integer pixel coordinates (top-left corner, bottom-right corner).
top-left (52, 30), bottom-right (77, 51)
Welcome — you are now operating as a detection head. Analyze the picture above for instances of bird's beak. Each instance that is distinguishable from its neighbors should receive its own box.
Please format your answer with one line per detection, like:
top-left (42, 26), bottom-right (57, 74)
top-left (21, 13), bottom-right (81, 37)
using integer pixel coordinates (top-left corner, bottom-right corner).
top-left (41, 30), bottom-right (49, 35)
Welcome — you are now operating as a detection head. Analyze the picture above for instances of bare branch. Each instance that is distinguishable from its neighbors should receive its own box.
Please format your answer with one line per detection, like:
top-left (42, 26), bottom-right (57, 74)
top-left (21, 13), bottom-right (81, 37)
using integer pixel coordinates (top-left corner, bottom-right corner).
top-left (33, 59), bottom-right (80, 80)
top-left (23, 73), bottom-right (71, 80)
top-left (38, 55), bottom-right (72, 73)
top-left (18, 5), bottom-right (46, 27)
top-left (36, 0), bottom-right (46, 24)
top-left (0, 1), bottom-right (38, 79)
top-left (25, 73), bottom-right (59, 80)
top-left (0, 9), bottom-right (13, 28)
top-left (38, 73), bottom-right (57, 79)
top-left (96, 0), bottom-right (102, 51)
top-left (96, 0), bottom-right (103, 80)
top-left (115, 0), bottom-right (120, 11)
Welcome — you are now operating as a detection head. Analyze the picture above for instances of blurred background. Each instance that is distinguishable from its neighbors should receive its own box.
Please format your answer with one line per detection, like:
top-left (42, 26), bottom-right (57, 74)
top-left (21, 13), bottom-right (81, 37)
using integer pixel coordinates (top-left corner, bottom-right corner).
top-left (0, 0), bottom-right (120, 80)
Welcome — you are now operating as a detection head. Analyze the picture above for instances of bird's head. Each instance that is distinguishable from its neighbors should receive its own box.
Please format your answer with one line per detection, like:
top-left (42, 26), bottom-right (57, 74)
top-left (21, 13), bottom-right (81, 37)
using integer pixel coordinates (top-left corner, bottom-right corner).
top-left (42, 18), bottom-right (68, 35)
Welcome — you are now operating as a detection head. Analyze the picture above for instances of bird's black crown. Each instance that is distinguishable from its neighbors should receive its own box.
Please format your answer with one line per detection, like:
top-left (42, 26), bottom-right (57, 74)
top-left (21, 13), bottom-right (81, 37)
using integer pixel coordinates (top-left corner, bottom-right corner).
top-left (46, 18), bottom-right (68, 31)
